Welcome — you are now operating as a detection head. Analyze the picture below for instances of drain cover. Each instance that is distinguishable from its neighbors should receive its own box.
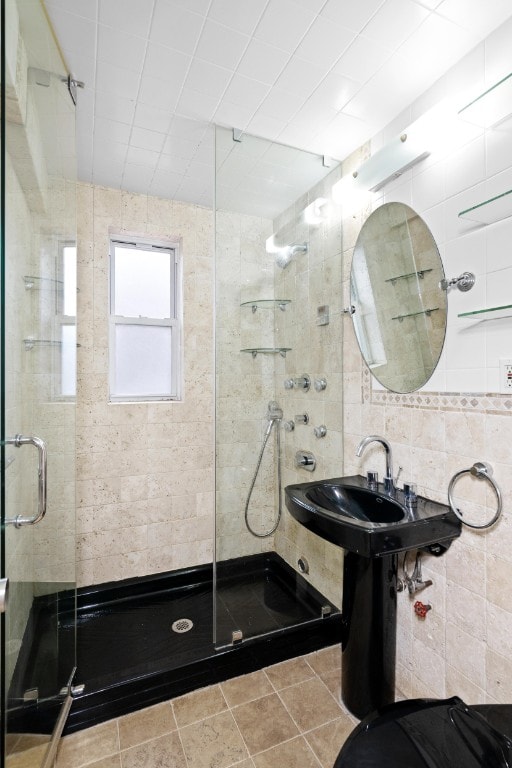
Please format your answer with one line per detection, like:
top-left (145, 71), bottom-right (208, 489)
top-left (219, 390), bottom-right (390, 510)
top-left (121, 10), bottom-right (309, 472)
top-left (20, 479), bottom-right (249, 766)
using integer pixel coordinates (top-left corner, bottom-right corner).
top-left (172, 618), bottom-right (194, 634)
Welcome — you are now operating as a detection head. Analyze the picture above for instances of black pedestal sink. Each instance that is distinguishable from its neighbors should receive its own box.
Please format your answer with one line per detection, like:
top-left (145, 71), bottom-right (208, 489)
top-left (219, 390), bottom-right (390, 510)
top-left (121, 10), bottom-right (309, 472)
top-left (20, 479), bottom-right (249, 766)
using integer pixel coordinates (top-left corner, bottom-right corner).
top-left (285, 475), bottom-right (462, 719)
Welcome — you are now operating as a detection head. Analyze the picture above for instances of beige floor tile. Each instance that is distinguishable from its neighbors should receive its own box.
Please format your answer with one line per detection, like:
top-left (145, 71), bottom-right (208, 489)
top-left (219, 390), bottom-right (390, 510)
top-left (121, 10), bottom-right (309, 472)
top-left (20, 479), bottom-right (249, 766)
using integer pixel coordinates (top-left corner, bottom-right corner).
top-left (252, 736), bottom-right (321, 767)
top-left (305, 716), bottom-right (355, 768)
top-left (7, 735), bottom-right (49, 755)
top-left (179, 711), bottom-right (248, 768)
top-left (118, 702), bottom-right (176, 750)
top-left (306, 646), bottom-right (341, 676)
top-left (83, 757), bottom-right (121, 768)
top-left (278, 678), bottom-right (342, 732)
top-left (57, 721), bottom-right (119, 768)
top-left (264, 657), bottom-right (314, 690)
top-left (232, 694), bottom-right (299, 755)
top-left (221, 671), bottom-right (274, 707)
top-left (120, 732), bottom-right (186, 768)
top-left (6, 744), bottom-right (48, 768)
top-left (318, 668), bottom-right (342, 702)
top-left (173, 684), bottom-right (228, 727)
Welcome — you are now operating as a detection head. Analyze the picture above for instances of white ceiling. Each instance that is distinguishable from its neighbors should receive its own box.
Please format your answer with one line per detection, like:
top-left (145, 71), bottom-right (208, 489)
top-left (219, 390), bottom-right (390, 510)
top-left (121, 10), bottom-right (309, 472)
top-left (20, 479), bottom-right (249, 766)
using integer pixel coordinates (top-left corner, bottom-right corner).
top-left (43, 0), bottom-right (512, 209)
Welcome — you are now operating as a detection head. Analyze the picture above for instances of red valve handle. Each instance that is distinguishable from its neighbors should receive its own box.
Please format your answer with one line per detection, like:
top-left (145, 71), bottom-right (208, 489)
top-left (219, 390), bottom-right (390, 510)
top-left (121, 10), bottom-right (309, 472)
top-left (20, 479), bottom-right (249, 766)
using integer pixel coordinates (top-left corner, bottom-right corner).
top-left (414, 600), bottom-right (431, 619)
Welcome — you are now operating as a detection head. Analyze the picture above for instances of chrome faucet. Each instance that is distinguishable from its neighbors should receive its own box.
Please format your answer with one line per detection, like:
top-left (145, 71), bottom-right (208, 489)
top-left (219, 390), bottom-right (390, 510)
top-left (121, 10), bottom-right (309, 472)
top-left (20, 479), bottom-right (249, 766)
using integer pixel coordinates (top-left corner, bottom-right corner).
top-left (356, 435), bottom-right (394, 494)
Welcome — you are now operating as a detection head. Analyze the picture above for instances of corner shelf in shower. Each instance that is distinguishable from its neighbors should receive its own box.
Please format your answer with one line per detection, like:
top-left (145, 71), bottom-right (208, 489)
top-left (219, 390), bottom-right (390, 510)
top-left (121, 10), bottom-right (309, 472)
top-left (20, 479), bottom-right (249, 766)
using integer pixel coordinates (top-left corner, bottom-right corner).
top-left (458, 188), bottom-right (512, 225)
top-left (391, 307), bottom-right (439, 322)
top-left (241, 347), bottom-right (292, 358)
top-left (241, 299), bottom-right (291, 313)
top-left (24, 275), bottom-right (63, 290)
top-left (458, 303), bottom-right (512, 321)
top-left (384, 269), bottom-right (433, 285)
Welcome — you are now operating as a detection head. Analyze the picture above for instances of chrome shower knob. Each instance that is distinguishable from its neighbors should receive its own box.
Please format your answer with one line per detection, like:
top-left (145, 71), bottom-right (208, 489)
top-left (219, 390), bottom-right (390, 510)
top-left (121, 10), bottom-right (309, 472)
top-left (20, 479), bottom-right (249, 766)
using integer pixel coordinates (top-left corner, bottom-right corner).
top-left (283, 420), bottom-right (295, 432)
top-left (295, 413), bottom-right (309, 425)
top-left (284, 378), bottom-right (294, 389)
top-left (294, 374), bottom-right (311, 391)
top-left (314, 377), bottom-right (327, 391)
top-left (313, 425), bottom-right (327, 438)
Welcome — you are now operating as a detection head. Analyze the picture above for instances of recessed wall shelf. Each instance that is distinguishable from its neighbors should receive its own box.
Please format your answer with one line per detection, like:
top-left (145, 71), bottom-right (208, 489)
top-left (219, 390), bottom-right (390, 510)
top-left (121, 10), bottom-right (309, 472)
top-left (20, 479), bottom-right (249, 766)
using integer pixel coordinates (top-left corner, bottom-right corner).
top-left (458, 188), bottom-right (512, 225)
top-left (241, 299), bottom-right (291, 313)
top-left (391, 308), bottom-right (439, 323)
top-left (458, 70), bottom-right (512, 130)
top-left (241, 347), bottom-right (291, 358)
top-left (458, 303), bottom-right (512, 321)
top-left (385, 269), bottom-right (433, 285)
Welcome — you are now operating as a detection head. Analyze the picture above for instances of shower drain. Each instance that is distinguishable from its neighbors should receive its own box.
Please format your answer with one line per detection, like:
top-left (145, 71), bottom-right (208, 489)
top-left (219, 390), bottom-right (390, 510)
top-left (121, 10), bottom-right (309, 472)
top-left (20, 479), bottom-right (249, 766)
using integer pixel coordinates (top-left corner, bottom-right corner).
top-left (171, 618), bottom-right (194, 634)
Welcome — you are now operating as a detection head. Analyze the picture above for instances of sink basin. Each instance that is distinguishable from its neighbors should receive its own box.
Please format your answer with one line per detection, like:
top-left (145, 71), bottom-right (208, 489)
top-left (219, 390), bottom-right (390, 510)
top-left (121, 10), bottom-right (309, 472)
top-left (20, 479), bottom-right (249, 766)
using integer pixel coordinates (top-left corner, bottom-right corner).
top-left (285, 475), bottom-right (461, 557)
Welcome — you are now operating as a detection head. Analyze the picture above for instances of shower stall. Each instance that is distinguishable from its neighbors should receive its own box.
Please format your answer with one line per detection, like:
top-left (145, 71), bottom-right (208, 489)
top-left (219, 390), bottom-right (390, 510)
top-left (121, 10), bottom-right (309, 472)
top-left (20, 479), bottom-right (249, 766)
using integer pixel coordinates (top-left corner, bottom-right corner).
top-left (1, 3), bottom-right (345, 755)
top-left (213, 126), bottom-right (345, 651)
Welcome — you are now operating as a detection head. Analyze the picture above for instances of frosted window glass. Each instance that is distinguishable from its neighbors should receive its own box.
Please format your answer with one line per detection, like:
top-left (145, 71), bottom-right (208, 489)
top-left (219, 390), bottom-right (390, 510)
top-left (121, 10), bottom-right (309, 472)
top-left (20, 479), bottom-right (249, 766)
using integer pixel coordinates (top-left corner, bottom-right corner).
top-left (114, 247), bottom-right (173, 319)
top-left (114, 325), bottom-right (172, 396)
top-left (61, 324), bottom-right (76, 397)
top-left (63, 246), bottom-right (77, 316)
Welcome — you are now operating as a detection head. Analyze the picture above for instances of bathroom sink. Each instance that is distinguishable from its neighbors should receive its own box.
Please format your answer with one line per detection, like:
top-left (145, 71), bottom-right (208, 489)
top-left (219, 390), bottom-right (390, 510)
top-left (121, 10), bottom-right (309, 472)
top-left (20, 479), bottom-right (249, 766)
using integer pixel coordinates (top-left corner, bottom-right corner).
top-left (285, 475), bottom-right (461, 557)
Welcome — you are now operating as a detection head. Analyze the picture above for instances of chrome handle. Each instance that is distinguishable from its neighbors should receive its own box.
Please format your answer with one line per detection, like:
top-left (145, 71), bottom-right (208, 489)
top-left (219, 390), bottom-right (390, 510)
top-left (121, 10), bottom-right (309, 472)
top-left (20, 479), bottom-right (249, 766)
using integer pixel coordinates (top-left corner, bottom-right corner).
top-left (294, 413), bottom-right (309, 425)
top-left (313, 425), bottom-right (327, 438)
top-left (314, 378), bottom-right (327, 392)
top-left (295, 451), bottom-right (316, 471)
top-left (4, 434), bottom-right (47, 527)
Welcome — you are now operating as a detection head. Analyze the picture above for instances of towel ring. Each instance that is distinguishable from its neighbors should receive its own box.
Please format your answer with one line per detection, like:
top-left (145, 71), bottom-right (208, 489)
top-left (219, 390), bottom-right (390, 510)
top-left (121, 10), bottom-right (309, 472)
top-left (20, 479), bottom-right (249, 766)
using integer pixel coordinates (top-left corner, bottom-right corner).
top-left (447, 462), bottom-right (502, 529)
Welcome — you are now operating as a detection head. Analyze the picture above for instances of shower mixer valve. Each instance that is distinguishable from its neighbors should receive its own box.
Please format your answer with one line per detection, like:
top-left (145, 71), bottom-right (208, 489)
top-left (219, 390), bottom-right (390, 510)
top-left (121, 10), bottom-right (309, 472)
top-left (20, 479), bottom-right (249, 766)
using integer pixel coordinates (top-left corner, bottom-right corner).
top-left (283, 375), bottom-right (311, 391)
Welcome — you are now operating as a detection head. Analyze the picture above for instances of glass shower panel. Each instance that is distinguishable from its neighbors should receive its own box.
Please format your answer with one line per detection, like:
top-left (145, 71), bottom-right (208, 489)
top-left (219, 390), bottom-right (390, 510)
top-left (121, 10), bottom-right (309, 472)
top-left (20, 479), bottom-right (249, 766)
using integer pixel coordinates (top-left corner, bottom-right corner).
top-left (214, 126), bottom-right (344, 649)
top-left (2, 1), bottom-right (77, 765)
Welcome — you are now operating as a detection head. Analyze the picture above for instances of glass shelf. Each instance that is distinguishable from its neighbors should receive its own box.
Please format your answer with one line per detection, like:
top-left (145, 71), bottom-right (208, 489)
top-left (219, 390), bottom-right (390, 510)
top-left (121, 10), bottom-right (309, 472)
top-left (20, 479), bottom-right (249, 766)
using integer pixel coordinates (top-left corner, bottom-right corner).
top-left (458, 303), bottom-right (512, 321)
top-left (458, 188), bottom-right (512, 225)
top-left (241, 347), bottom-right (291, 358)
top-left (385, 268), bottom-right (433, 285)
top-left (24, 275), bottom-right (63, 290)
top-left (391, 308), bottom-right (439, 323)
top-left (241, 299), bottom-right (291, 313)
top-left (458, 71), bottom-right (512, 130)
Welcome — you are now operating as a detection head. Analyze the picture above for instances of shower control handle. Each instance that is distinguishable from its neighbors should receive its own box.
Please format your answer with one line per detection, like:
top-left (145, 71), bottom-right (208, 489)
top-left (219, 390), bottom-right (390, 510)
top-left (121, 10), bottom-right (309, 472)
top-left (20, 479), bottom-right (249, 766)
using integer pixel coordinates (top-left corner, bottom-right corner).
top-left (295, 413), bottom-right (309, 425)
top-left (283, 420), bottom-right (295, 432)
top-left (284, 378), bottom-right (294, 390)
top-left (314, 378), bottom-right (327, 392)
top-left (313, 425), bottom-right (327, 438)
top-left (295, 451), bottom-right (316, 472)
top-left (294, 374), bottom-right (311, 391)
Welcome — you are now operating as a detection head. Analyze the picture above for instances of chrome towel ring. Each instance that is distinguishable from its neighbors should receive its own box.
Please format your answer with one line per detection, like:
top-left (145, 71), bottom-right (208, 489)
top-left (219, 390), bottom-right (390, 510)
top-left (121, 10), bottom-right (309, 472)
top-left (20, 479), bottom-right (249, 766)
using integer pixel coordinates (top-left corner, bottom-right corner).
top-left (448, 462), bottom-right (502, 530)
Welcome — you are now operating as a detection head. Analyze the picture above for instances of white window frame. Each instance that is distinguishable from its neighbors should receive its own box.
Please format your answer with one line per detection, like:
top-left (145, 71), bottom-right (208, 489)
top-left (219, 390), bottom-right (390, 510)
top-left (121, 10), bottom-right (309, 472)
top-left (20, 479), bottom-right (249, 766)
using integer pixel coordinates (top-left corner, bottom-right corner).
top-left (108, 236), bottom-right (182, 402)
top-left (54, 241), bottom-right (77, 400)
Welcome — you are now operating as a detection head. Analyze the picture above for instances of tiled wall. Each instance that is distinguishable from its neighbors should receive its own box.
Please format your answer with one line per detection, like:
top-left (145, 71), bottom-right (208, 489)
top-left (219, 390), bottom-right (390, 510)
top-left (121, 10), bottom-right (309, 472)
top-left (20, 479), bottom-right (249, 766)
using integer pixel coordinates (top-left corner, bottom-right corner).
top-left (342, 20), bottom-right (512, 703)
top-left (75, 185), bottom-right (214, 586)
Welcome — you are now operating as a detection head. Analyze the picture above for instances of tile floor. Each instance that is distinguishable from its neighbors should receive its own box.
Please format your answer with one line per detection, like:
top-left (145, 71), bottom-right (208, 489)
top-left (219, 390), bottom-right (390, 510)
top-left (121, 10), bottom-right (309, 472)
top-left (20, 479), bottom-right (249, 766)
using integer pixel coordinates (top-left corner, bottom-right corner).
top-left (53, 645), bottom-right (357, 768)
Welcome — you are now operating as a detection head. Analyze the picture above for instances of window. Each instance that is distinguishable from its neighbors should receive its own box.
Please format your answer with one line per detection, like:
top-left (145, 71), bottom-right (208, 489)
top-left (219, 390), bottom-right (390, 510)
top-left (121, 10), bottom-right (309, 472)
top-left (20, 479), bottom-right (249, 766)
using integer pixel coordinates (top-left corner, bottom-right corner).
top-left (56, 242), bottom-right (77, 398)
top-left (109, 237), bottom-right (181, 401)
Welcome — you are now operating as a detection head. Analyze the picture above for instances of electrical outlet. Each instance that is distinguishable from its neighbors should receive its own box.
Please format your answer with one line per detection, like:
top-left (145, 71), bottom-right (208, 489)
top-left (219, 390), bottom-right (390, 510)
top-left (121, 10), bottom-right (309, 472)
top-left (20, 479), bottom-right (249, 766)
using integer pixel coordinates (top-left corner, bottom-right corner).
top-left (499, 358), bottom-right (512, 393)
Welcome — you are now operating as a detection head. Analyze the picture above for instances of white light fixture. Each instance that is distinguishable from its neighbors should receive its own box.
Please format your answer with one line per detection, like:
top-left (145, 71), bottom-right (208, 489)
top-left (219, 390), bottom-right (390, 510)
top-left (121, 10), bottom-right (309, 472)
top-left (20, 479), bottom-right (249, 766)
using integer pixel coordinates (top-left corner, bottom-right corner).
top-left (303, 197), bottom-right (329, 225)
top-left (332, 105), bottom-right (446, 206)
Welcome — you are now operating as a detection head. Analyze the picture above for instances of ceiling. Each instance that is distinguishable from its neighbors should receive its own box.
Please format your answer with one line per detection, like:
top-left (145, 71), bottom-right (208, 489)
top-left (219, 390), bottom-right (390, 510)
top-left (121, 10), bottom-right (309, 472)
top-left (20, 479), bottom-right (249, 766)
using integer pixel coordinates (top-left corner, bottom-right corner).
top-left (42, 0), bottom-right (512, 210)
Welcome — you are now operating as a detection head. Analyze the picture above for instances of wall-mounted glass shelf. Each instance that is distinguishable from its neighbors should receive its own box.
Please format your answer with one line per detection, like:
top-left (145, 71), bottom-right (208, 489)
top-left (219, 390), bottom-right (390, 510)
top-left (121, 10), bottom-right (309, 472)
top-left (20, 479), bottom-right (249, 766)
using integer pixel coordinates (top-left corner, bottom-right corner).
top-left (241, 347), bottom-right (291, 358)
top-left (458, 71), bottom-right (512, 130)
top-left (24, 275), bottom-right (63, 290)
top-left (391, 308), bottom-right (439, 323)
top-left (241, 299), bottom-right (291, 313)
top-left (458, 303), bottom-right (512, 321)
top-left (459, 188), bottom-right (512, 225)
top-left (385, 268), bottom-right (432, 285)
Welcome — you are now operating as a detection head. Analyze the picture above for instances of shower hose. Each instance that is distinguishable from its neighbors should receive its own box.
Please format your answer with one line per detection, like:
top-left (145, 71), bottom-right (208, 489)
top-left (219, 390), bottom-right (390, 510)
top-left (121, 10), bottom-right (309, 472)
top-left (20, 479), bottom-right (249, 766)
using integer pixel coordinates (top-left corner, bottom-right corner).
top-left (244, 412), bottom-right (282, 538)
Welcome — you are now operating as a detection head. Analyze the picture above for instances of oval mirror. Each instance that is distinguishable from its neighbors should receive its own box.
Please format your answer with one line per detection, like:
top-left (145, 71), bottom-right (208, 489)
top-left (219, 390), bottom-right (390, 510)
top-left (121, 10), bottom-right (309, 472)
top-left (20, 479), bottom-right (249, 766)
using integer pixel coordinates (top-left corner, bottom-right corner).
top-left (350, 202), bottom-right (447, 393)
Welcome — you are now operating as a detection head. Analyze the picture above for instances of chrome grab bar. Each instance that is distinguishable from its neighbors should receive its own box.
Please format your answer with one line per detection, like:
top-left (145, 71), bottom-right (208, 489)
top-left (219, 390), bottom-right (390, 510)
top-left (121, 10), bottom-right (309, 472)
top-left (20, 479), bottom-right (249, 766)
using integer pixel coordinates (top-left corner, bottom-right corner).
top-left (4, 434), bottom-right (47, 527)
